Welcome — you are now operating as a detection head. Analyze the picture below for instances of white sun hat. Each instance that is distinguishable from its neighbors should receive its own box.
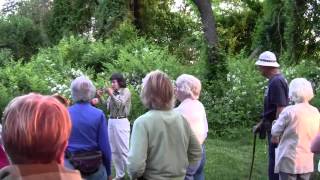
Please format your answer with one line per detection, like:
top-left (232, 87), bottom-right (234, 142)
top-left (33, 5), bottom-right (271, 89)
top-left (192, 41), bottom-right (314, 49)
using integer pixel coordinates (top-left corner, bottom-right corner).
top-left (255, 51), bottom-right (280, 67)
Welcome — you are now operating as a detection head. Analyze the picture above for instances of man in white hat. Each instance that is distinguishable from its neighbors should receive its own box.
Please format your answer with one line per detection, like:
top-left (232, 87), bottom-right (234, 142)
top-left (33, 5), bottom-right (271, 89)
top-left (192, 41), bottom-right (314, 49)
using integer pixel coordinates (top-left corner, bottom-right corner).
top-left (254, 51), bottom-right (289, 180)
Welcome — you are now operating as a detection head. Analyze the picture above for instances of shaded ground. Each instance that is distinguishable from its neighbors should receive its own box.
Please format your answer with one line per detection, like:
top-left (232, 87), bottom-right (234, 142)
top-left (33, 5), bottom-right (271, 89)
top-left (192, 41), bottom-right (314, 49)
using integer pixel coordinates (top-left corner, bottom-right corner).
top-left (205, 132), bottom-right (268, 180)
top-left (118, 129), bottom-right (320, 179)
top-left (205, 130), bottom-right (320, 180)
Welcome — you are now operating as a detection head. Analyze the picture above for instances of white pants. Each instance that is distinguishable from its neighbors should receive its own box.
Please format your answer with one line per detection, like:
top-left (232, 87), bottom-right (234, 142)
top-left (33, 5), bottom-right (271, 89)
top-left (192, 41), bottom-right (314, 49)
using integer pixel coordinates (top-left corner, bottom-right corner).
top-left (108, 118), bottom-right (130, 179)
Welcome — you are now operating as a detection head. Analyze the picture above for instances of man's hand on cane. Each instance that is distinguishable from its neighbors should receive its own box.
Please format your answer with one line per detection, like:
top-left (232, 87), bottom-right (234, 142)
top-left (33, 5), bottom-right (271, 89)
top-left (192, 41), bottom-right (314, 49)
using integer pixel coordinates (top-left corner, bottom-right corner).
top-left (253, 120), bottom-right (263, 134)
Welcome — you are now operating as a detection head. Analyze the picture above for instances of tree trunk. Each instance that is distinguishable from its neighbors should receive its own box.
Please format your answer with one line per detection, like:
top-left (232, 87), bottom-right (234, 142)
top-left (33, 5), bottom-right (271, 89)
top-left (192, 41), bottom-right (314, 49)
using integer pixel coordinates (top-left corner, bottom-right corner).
top-left (130, 0), bottom-right (142, 30)
top-left (192, 0), bottom-right (218, 47)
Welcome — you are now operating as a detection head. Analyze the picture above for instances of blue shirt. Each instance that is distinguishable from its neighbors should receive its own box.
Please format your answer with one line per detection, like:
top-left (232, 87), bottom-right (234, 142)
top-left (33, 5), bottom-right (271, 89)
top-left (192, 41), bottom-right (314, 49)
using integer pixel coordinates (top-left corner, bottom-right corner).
top-left (67, 103), bottom-right (111, 176)
top-left (263, 74), bottom-right (289, 124)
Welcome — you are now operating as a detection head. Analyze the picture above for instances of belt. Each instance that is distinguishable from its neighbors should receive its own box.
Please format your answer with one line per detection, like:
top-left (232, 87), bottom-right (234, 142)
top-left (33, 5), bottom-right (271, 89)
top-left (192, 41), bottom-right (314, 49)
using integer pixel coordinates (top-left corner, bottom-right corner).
top-left (110, 116), bottom-right (127, 119)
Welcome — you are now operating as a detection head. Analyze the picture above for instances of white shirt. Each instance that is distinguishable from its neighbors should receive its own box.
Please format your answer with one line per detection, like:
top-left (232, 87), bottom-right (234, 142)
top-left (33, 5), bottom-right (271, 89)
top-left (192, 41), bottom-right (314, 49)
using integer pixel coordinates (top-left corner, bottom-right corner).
top-left (175, 98), bottom-right (208, 144)
top-left (271, 103), bottom-right (320, 174)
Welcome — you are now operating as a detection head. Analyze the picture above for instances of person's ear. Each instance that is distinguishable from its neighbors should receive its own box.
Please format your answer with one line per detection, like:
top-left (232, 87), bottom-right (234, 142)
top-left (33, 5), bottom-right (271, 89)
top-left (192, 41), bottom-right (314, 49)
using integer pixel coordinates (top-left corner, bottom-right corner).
top-left (56, 141), bottom-right (68, 164)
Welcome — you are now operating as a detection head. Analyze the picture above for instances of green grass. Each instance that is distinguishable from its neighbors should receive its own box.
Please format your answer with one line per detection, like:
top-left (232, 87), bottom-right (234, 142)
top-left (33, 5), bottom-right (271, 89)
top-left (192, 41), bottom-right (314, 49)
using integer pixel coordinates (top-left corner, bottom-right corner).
top-left (205, 132), bottom-right (268, 180)
top-left (117, 129), bottom-right (320, 180)
top-left (205, 130), bottom-right (320, 180)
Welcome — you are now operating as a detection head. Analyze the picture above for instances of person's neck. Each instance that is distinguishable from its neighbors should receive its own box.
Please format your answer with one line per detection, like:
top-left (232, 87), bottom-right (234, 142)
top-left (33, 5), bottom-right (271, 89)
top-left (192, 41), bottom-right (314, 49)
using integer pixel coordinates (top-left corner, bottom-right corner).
top-left (267, 69), bottom-right (280, 79)
top-left (297, 100), bottom-right (309, 104)
top-left (179, 96), bottom-right (193, 103)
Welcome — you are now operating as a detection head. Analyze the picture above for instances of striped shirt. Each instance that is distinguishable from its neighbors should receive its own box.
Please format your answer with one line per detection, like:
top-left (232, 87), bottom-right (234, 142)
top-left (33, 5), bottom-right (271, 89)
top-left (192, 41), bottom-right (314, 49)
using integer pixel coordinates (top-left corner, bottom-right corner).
top-left (106, 88), bottom-right (131, 118)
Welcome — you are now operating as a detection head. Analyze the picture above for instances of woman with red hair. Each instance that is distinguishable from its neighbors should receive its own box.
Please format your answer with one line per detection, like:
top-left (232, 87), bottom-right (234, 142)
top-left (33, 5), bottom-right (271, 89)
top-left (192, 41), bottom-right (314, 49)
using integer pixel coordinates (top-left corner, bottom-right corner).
top-left (0, 93), bottom-right (81, 179)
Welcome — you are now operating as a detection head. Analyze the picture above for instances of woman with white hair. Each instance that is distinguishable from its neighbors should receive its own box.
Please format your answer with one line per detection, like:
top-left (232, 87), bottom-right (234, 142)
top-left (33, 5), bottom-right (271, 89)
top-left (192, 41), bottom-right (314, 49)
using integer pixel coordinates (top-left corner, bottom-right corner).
top-left (271, 78), bottom-right (320, 180)
top-left (65, 76), bottom-right (112, 180)
top-left (174, 74), bottom-right (208, 180)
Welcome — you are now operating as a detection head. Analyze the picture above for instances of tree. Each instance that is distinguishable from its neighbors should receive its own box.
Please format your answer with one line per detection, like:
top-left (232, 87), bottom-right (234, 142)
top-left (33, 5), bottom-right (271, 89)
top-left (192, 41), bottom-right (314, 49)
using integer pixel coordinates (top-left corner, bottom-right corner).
top-left (94, 0), bottom-right (129, 39)
top-left (252, 0), bottom-right (320, 62)
top-left (48, 0), bottom-right (98, 43)
top-left (16, 0), bottom-right (52, 46)
top-left (192, 0), bottom-right (223, 79)
top-left (192, 0), bottom-right (218, 49)
top-left (251, 0), bottom-right (285, 57)
top-left (1, 0), bottom-right (19, 16)
top-left (0, 16), bottom-right (45, 60)
top-left (212, 0), bottom-right (262, 54)
top-left (284, 0), bottom-right (320, 63)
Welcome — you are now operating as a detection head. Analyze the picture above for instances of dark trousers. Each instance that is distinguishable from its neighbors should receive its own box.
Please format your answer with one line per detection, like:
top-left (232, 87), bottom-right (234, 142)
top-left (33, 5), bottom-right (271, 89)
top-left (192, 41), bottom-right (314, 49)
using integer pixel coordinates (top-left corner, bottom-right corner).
top-left (268, 132), bottom-right (279, 180)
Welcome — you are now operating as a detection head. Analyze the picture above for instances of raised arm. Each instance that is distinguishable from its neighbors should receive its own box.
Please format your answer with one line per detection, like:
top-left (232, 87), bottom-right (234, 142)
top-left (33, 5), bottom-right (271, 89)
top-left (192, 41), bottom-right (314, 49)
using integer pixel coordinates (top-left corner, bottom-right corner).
top-left (96, 90), bottom-right (110, 109)
top-left (109, 88), bottom-right (131, 109)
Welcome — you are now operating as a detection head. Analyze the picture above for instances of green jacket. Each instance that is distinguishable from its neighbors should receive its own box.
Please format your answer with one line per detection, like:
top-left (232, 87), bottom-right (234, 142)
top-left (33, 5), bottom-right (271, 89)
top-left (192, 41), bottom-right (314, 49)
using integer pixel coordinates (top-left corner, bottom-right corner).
top-left (128, 110), bottom-right (202, 180)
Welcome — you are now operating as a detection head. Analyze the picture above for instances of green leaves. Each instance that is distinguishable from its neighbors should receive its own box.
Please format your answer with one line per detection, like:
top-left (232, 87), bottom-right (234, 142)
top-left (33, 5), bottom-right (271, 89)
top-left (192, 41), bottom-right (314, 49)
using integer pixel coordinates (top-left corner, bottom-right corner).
top-left (202, 53), bottom-right (265, 136)
top-left (0, 16), bottom-right (44, 60)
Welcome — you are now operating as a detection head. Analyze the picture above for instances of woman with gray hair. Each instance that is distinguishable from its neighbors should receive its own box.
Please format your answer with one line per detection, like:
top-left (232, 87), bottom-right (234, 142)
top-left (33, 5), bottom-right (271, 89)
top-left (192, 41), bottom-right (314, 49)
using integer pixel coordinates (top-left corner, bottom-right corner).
top-left (128, 70), bottom-right (202, 180)
top-left (271, 78), bottom-right (320, 180)
top-left (65, 76), bottom-right (112, 180)
top-left (175, 74), bottom-right (208, 180)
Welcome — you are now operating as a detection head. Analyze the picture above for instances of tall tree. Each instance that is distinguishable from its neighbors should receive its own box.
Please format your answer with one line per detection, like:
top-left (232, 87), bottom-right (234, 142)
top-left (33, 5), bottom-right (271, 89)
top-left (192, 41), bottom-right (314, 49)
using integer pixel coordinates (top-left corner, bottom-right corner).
top-left (284, 0), bottom-right (320, 63)
top-left (252, 0), bottom-right (320, 62)
top-left (1, 0), bottom-right (19, 16)
top-left (0, 16), bottom-right (44, 60)
top-left (94, 0), bottom-right (129, 39)
top-left (192, 0), bottom-right (218, 49)
top-left (251, 0), bottom-right (285, 57)
top-left (48, 0), bottom-right (98, 43)
top-left (16, 0), bottom-right (52, 46)
top-left (192, 0), bottom-right (222, 78)
top-left (131, 0), bottom-right (142, 30)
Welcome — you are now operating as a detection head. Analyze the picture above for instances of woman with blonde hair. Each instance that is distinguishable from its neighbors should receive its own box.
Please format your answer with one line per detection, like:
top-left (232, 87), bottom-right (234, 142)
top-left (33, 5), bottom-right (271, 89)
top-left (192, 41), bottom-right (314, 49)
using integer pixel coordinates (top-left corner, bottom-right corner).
top-left (0, 93), bottom-right (81, 179)
top-left (271, 78), bottom-right (320, 180)
top-left (128, 70), bottom-right (202, 180)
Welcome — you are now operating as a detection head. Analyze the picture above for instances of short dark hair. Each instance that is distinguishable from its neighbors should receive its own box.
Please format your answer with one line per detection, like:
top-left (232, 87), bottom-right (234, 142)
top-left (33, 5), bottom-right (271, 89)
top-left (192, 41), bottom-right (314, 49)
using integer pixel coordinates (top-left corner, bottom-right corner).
top-left (110, 73), bottom-right (126, 88)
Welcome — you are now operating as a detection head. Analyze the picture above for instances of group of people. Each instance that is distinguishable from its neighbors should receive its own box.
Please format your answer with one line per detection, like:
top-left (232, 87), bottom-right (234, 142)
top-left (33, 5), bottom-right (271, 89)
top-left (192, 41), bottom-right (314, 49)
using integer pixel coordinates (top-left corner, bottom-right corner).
top-left (0, 70), bottom-right (208, 180)
top-left (254, 51), bottom-right (320, 180)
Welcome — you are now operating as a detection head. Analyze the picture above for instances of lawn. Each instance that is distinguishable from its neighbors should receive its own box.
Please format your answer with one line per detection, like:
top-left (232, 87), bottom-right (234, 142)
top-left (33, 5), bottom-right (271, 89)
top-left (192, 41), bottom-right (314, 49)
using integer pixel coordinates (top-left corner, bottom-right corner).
top-left (205, 131), bottom-right (268, 180)
top-left (119, 129), bottom-right (320, 180)
top-left (205, 130), bottom-right (320, 180)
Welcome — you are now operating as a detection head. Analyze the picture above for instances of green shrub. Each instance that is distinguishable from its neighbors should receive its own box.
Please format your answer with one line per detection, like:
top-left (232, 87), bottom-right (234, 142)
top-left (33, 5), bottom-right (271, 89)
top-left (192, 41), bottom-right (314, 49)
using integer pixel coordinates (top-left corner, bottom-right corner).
top-left (0, 28), bottom-right (188, 121)
top-left (103, 37), bottom-right (183, 83)
top-left (202, 53), bottom-right (265, 137)
top-left (0, 61), bottom-right (49, 113)
top-left (0, 49), bottom-right (13, 66)
top-left (282, 59), bottom-right (320, 107)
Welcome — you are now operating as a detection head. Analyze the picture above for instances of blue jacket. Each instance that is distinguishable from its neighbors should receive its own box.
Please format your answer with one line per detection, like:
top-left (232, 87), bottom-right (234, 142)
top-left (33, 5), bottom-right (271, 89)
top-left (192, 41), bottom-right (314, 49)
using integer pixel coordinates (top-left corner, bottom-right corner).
top-left (67, 102), bottom-right (111, 175)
